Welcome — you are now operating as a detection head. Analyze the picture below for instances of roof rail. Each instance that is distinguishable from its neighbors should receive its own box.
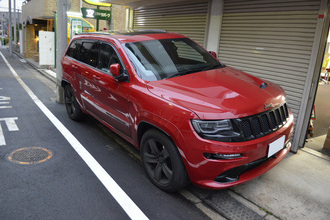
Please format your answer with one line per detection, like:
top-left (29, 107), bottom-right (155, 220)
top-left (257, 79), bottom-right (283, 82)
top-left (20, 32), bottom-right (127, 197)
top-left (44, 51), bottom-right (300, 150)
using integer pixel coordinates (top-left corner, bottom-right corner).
top-left (76, 29), bottom-right (167, 36)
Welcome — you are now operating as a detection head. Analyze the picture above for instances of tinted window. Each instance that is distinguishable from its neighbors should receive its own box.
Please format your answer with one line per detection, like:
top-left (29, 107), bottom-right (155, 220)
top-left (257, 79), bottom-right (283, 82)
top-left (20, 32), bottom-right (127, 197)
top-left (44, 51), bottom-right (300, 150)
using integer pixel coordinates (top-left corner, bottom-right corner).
top-left (98, 43), bottom-right (123, 75)
top-left (79, 41), bottom-right (99, 67)
top-left (66, 40), bottom-right (82, 60)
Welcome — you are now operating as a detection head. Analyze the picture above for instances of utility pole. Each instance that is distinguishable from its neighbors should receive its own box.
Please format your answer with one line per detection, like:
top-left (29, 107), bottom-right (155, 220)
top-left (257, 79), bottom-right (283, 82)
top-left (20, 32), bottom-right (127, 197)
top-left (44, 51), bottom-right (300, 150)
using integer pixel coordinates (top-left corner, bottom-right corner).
top-left (56, 0), bottom-right (68, 103)
top-left (14, 0), bottom-right (16, 44)
top-left (1, 18), bottom-right (3, 45)
top-left (9, 0), bottom-right (12, 55)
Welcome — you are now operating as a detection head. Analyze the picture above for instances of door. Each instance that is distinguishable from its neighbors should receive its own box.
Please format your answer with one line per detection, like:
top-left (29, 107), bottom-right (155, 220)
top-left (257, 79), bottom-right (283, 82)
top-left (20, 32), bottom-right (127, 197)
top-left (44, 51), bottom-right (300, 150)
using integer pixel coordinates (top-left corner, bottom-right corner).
top-left (80, 40), bottom-right (131, 138)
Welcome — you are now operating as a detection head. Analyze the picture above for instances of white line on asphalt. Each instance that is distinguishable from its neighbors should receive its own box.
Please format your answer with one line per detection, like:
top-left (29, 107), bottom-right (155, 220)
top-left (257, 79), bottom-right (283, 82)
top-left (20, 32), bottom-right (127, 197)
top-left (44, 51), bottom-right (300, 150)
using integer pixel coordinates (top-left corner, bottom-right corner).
top-left (0, 117), bottom-right (19, 131)
top-left (0, 106), bottom-right (12, 109)
top-left (0, 123), bottom-right (5, 146)
top-left (0, 51), bottom-right (149, 220)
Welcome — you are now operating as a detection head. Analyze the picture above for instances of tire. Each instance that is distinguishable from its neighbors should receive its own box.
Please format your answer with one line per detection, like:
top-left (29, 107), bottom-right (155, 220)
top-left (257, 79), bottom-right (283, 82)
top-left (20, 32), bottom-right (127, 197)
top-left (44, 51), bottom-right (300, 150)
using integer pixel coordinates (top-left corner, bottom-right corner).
top-left (140, 129), bottom-right (189, 192)
top-left (64, 85), bottom-right (84, 121)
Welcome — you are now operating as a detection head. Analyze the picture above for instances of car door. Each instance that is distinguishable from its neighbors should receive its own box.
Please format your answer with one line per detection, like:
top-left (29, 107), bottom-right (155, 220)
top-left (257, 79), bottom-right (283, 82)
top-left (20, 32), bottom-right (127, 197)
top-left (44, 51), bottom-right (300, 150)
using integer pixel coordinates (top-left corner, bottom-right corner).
top-left (82, 40), bottom-right (131, 138)
top-left (74, 40), bottom-right (104, 118)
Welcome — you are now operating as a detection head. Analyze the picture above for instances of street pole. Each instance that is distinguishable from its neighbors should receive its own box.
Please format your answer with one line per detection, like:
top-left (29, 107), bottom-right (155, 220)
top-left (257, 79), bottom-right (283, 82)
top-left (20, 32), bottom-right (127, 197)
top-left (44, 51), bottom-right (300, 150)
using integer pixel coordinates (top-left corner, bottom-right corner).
top-left (8, 0), bottom-right (12, 56)
top-left (96, 6), bottom-right (99, 31)
top-left (54, 12), bottom-right (57, 69)
top-left (56, 0), bottom-right (68, 103)
top-left (1, 19), bottom-right (4, 45)
top-left (14, 0), bottom-right (16, 45)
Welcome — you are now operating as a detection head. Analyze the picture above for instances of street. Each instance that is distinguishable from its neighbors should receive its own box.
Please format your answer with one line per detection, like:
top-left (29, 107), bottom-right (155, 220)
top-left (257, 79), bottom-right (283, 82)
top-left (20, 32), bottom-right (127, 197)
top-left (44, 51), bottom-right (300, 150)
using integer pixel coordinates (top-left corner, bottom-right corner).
top-left (2, 47), bottom-right (330, 220)
top-left (0, 48), bottom-right (212, 219)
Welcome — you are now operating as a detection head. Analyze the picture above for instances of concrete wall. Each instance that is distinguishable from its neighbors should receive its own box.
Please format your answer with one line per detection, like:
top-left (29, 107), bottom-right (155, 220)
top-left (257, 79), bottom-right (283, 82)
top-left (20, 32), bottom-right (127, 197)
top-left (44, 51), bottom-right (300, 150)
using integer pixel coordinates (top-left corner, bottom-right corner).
top-left (22, 0), bottom-right (46, 21)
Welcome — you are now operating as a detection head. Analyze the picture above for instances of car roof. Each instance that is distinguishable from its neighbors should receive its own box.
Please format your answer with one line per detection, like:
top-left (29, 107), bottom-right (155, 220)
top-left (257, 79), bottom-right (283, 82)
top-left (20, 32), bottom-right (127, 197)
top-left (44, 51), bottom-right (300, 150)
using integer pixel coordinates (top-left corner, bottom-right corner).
top-left (74, 29), bottom-right (187, 43)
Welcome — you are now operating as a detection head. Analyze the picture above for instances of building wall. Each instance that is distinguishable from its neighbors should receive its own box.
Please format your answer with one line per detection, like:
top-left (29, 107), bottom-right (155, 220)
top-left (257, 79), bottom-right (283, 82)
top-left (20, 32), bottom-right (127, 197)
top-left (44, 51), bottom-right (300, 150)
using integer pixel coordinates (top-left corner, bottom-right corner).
top-left (22, 0), bottom-right (46, 21)
top-left (22, 0), bottom-right (127, 59)
top-left (112, 4), bottom-right (126, 30)
top-left (24, 24), bottom-right (37, 58)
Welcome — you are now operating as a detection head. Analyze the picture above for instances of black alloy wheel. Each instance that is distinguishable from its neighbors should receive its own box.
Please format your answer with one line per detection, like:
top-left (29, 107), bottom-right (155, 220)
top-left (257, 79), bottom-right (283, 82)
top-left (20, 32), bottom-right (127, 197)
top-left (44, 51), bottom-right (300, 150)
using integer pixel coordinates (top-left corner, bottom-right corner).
top-left (64, 85), bottom-right (84, 121)
top-left (141, 129), bottom-right (189, 192)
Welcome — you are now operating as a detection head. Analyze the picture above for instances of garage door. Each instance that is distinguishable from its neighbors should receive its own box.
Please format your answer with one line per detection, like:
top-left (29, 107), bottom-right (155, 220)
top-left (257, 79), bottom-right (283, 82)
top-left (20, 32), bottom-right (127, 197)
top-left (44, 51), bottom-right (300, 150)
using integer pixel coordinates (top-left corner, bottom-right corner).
top-left (133, 1), bottom-right (210, 47)
top-left (218, 0), bottom-right (321, 124)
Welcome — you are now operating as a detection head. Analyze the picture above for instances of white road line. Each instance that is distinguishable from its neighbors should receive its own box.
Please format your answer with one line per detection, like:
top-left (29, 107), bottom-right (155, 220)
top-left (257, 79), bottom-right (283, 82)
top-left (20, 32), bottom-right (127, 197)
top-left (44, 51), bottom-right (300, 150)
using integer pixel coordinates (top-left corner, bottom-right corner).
top-left (0, 117), bottom-right (19, 131)
top-left (0, 106), bottom-right (12, 109)
top-left (0, 51), bottom-right (149, 220)
top-left (0, 123), bottom-right (5, 146)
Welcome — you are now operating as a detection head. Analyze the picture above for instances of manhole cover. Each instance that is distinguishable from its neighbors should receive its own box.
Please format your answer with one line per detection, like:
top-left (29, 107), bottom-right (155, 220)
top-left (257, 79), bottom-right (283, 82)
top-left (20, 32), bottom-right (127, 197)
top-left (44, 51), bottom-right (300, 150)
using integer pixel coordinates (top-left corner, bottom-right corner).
top-left (8, 147), bottom-right (52, 164)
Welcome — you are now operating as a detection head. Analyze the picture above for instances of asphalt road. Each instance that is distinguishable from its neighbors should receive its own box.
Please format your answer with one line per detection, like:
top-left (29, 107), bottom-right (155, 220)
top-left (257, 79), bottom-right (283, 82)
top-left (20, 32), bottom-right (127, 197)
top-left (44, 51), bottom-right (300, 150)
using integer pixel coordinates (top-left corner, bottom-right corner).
top-left (0, 49), bottom-right (211, 220)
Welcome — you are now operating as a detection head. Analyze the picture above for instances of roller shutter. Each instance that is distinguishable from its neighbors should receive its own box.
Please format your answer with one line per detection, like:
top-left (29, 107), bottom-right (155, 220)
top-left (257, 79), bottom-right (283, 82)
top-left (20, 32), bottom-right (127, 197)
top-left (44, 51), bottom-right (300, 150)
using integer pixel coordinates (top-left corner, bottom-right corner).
top-left (133, 1), bottom-right (210, 47)
top-left (218, 0), bottom-right (321, 123)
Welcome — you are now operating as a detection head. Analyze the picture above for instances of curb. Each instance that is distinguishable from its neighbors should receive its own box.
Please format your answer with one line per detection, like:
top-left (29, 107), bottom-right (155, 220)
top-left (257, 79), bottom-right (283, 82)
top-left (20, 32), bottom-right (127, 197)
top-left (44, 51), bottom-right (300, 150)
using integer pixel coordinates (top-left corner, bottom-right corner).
top-left (13, 51), bottom-right (57, 83)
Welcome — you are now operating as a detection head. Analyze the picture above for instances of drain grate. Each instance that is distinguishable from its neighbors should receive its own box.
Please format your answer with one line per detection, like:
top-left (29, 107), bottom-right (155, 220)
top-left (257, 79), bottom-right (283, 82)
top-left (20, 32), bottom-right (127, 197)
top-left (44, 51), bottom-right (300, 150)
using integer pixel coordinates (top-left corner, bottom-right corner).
top-left (8, 147), bottom-right (52, 164)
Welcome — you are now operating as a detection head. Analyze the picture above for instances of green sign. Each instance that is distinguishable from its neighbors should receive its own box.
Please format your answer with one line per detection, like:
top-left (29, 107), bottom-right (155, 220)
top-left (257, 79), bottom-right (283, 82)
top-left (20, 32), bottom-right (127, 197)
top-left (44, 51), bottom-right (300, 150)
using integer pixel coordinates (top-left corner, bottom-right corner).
top-left (71, 19), bottom-right (83, 38)
top-left (82, 8), bottom-right (111, 21)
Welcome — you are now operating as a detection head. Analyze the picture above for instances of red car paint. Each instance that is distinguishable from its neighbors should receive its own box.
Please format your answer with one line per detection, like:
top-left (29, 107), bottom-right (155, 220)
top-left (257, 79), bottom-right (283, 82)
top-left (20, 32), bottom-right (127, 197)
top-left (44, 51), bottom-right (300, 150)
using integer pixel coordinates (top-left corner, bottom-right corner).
top-left (62, 31), bottom-right (294, 189)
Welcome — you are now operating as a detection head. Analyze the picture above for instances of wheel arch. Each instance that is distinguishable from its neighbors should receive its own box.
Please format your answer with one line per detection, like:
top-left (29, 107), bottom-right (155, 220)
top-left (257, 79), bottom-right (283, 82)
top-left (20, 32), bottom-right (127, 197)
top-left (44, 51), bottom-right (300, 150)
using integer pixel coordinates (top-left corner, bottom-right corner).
top-left (137, 121), bottom-right (172, 150)
top-left (61, 79), bottom-right (70, 88)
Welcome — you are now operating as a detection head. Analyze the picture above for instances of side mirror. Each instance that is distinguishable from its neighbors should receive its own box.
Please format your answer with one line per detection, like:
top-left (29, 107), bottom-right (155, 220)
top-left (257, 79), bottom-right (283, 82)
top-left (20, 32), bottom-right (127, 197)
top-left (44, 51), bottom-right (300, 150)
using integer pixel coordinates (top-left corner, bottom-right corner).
top-left (110, 63), bottom-right (129, 82)
top-left (209, 51), bottom-right (217, 59)
top-left (110, 63), bottom-right (121, 77)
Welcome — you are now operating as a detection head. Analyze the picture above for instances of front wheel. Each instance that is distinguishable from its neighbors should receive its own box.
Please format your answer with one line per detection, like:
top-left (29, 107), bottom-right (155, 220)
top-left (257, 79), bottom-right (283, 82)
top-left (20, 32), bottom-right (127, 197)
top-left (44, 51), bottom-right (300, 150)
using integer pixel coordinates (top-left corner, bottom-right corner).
top-left (140, 129), bottom-right (189, 192)
top-left (64, 85), bottom-right (84, 121)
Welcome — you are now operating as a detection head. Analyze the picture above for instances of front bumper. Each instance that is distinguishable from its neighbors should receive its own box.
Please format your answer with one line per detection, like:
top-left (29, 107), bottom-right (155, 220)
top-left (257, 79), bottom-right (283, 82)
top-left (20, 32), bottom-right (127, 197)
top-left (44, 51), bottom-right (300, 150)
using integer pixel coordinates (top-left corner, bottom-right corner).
top-left (181, 113), bottom-right (294, 189)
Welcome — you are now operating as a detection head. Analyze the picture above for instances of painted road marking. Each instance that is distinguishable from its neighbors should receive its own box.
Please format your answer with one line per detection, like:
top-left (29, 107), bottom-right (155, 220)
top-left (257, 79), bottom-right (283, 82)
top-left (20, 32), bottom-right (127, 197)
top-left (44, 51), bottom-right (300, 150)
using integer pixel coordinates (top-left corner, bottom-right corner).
top-left (0, 123), bottom-right (5, 145)
top-left (0, 117), bottom-right (19, 131)
top-left (0, 51), bottom-right (148, 220)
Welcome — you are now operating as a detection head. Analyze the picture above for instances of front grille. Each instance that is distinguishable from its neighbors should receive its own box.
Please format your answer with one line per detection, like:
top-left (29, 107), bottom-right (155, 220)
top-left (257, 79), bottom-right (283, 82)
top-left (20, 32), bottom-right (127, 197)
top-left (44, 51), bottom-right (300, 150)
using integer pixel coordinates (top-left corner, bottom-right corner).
top-left (234, 103), bottom-right (289, 142)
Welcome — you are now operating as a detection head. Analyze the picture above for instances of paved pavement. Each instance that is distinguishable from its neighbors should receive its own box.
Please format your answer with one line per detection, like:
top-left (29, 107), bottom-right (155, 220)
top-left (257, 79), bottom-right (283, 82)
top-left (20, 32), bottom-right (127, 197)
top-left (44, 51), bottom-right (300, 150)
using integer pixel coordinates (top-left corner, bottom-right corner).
top-left (305, 83), bottom-right (330, 155)
top-left (9, 47), bottom-right (330, 220)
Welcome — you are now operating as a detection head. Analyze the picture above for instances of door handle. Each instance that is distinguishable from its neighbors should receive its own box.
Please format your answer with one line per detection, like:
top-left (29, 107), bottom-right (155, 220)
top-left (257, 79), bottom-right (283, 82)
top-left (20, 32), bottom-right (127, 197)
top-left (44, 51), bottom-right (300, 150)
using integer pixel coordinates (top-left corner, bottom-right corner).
top-left (72, 65), bottom-right (78, 70)
top-left (93, 75), bottom-right (101, 81)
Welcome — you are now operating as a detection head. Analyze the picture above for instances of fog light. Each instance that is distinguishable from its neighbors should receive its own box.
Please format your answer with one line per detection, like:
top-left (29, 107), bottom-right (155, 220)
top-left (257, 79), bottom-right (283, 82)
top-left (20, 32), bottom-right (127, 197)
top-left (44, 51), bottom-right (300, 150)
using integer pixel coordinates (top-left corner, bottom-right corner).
top-left (203, 153), bottom-right (242, 160)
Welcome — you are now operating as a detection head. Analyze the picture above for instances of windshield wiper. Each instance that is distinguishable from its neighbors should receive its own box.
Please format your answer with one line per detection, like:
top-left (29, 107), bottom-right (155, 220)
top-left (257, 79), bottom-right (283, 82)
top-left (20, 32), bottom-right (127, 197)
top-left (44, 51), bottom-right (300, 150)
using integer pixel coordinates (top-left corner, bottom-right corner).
top-left (167, 63), bottom-right (224, 79)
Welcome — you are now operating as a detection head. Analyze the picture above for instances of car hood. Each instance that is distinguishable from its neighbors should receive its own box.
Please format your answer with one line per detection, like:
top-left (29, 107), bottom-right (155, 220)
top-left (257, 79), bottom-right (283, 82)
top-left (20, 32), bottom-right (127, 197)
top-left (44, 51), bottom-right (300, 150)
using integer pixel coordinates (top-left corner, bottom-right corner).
top-left (146, 67), bottom-right (286, 119)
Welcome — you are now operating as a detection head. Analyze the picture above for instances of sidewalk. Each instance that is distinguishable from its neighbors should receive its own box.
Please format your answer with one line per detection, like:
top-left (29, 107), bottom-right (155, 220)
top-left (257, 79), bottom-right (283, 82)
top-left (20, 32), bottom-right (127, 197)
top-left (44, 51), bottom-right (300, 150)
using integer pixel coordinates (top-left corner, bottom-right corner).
top-left (190, 149), bottom-right (330, 220)
top-left (11, 51), bottom-right (330, 219)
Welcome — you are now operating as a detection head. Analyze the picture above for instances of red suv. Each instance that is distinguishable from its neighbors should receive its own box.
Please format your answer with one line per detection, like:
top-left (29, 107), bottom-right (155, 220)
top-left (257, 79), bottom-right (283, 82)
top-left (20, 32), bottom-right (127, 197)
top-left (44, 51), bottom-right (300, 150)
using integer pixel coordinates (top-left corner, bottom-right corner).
top-left (61, 30), bottom-right (294, 192)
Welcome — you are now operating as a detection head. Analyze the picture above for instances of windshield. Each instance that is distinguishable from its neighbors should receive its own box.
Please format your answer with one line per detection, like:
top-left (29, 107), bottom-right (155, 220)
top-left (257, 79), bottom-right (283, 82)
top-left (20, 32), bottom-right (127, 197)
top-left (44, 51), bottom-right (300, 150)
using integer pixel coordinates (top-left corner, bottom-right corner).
top-left (123, 38), bottom-right (224, 81)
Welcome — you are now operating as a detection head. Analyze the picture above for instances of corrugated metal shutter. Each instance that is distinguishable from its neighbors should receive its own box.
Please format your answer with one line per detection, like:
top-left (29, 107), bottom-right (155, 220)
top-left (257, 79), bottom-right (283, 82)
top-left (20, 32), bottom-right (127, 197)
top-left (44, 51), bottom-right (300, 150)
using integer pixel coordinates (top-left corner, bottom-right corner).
top-left (218, 0), bottom-right (321, 124)
top-left (133, 1), bottom-right (210, 47)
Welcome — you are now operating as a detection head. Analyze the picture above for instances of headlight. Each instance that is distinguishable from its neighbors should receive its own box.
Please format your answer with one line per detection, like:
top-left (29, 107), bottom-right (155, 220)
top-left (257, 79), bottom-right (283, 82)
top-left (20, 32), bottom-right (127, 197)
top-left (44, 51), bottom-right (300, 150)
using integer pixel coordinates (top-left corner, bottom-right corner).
top-left (191, 119), bottom-right (241, 142)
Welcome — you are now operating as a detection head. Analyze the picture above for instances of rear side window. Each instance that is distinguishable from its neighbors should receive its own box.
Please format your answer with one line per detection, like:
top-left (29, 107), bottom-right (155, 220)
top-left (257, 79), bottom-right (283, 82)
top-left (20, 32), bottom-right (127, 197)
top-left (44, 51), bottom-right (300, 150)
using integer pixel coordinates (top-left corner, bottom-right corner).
top-left (79, 41), bottom-right (99, 67)
top-left (66, 40), bottom-right (82, 60)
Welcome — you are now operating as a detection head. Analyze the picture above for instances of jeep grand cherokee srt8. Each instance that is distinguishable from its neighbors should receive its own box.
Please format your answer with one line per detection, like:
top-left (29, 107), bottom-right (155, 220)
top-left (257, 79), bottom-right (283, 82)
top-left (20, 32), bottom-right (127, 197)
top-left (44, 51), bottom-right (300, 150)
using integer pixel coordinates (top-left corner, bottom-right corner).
top-left (61, 30), bottom-right (294, 192)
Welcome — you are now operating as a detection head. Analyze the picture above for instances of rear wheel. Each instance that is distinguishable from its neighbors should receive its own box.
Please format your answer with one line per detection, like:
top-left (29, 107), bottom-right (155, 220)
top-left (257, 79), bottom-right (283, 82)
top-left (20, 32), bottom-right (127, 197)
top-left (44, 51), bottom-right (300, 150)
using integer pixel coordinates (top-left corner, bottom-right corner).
top-left (141, 129), bottom-right (189, 192)
top-left (64, 85), bottom-right (84, 121)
